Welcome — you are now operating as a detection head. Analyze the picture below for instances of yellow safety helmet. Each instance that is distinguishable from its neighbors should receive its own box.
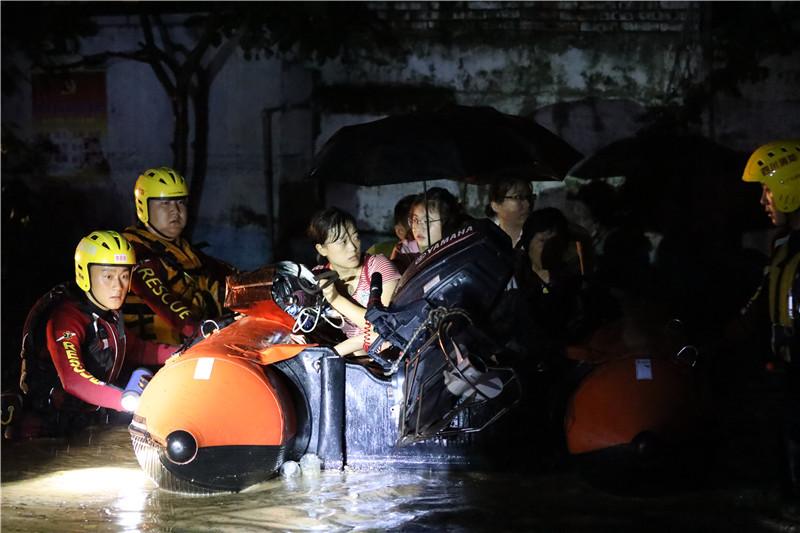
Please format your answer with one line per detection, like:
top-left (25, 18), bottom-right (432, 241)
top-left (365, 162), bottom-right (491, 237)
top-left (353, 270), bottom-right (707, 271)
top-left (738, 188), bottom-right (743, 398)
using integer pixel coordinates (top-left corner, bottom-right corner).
top-left (742, 140), bottom-right (800, 213)
top-left (74, 231), bottom-right (136, 292)
top-left (134, 167), bottom-right (189, 224)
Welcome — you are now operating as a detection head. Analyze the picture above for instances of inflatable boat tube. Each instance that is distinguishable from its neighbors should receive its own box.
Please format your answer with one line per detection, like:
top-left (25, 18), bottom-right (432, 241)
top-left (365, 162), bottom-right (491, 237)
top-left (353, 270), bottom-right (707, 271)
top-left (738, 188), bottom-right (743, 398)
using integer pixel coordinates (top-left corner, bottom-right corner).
top-left (130, 316), bottom-right (305, 493)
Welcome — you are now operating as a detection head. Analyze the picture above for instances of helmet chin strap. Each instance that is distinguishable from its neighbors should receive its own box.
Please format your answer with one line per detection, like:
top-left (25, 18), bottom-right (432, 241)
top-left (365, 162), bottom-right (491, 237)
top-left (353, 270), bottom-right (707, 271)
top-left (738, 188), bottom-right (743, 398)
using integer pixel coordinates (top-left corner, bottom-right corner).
top-left (85, 289), bottom-right (110, 311)
top-left (146, 222), bottom-right (178, 242)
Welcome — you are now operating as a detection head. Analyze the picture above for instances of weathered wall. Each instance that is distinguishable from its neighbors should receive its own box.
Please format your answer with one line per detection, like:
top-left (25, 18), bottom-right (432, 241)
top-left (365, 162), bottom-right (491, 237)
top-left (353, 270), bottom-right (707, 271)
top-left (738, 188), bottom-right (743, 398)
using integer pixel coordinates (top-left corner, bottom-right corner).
top-left (4, 3), bottom-right (799, 262)
top-left (304, 1), bottom-right (799, 235)
top-left (2, 15), bottom-right (302, 271)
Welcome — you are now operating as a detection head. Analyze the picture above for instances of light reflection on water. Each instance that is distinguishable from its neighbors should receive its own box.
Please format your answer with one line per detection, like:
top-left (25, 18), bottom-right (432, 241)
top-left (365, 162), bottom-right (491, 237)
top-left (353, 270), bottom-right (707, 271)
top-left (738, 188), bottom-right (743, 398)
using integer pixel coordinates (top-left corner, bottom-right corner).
top-left (0, 427), bottom-right (446, 532)
top-left (1, 426), bottom-right (797, 532)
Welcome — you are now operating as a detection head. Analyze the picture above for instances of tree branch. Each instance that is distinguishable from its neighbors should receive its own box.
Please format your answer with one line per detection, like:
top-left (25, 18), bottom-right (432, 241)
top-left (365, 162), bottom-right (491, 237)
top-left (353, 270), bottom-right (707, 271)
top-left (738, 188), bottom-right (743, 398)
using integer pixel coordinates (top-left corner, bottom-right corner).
top-left (206, 23), bottom-right (247, 82)
top-left (150, 14), bottom-right (195, 63)
top-left (179, 13), bottom-right (222, 84)
top-left (35, 49), bottom-right (150, 71)
top-left (140, 14), bottom-right (177, 94)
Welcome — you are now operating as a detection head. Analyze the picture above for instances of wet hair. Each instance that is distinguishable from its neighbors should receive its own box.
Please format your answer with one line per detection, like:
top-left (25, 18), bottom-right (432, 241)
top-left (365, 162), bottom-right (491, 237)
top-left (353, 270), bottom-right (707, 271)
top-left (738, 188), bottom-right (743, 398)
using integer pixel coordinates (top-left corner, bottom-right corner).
top-left (484, 178), bottom-right (533, 218)
top-left (519, 207), bottom-right (569, 252)
top-left (307, 207), bottom-right (358, 246)
top-left (393, 194), bottom-right (417, 233)
top-left (410, 187), bottom-right (466, 237)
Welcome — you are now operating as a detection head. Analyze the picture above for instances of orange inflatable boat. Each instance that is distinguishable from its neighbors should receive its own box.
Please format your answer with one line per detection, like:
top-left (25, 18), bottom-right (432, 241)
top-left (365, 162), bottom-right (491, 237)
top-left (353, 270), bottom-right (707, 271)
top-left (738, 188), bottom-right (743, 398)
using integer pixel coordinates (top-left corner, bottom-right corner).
top-left (128, 221), bottom-right (710, 494)
top-left (563, 319), bottom-right (710, 489)
top-left (129, 299), bottom-right (311, 493)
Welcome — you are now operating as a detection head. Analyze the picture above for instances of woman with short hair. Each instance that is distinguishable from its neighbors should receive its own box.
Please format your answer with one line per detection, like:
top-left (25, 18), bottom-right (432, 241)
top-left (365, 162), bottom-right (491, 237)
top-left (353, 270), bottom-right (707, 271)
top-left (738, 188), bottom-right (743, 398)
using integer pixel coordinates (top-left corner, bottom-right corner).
top-left (307, 207), bottom-right (400, 356)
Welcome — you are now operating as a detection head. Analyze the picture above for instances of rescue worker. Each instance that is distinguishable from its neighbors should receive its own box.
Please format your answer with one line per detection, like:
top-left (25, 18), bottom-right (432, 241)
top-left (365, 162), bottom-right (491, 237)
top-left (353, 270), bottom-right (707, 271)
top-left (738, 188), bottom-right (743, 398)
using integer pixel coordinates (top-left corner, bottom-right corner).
top-left (742, 139), bottom-right (800, 498)
top-left (9, 231), bottom-right (176, 438)
top-left (122, 167), bottom-right (234, 345)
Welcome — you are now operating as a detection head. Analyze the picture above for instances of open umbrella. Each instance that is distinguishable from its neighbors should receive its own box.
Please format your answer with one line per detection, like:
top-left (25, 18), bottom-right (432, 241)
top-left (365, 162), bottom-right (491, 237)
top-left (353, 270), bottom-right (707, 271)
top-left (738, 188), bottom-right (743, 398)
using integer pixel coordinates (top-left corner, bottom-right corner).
top-left (309, 104), bottom-right (582, 185)
top-left (568, 132), bottom-right (764, 233)
top-left (569, 132), bottom-right (746, 181)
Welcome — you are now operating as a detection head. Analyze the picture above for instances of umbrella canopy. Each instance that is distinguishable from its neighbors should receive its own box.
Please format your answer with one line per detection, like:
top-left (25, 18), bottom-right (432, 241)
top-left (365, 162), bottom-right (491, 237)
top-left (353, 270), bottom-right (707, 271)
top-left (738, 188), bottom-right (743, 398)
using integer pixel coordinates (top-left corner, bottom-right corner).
top-left (569, 133), bottom-right (745, 181)
top-left (309, 105), bottom-right (583, 186)
top-left (568, 132), bottom-right (765, 233)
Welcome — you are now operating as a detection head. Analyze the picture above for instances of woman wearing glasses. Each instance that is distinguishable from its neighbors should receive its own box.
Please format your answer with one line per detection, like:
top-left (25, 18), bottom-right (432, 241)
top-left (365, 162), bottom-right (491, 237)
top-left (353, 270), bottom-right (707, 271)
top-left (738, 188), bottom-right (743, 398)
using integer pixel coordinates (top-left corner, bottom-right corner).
top-left (307, 207), bottom-right (401, 356)
top-left (408, 187), bottom-right (467, 253)
top-left (485, 179), bottom-right (535, 248)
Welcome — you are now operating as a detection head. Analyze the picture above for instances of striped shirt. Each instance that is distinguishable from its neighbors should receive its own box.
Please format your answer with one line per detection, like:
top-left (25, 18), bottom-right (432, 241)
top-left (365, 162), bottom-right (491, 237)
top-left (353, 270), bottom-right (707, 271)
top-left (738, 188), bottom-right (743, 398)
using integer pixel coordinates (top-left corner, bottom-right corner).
top-left (320, 254), bottom-right (400, 338)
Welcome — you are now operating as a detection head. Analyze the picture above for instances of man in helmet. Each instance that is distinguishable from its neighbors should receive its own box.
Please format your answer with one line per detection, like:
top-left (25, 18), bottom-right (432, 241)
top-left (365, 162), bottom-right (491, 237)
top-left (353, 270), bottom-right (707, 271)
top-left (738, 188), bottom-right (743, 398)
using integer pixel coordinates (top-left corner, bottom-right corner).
top-left (122, 167), bottom-right (234, 345)
top-left (8, 231), bottom-right (176, 439)
top-left (742, 139), bottom-right (800, 497)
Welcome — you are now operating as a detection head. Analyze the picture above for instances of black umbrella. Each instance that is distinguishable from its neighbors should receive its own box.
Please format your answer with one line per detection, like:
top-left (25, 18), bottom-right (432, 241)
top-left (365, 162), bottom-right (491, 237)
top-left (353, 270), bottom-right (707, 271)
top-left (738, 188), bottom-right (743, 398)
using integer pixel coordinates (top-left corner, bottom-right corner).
top-left (309, 105), bottom-right (582, 185)
top-left (568, 132), bottom-right (765, 233)
top-left (569, 132), bottom-right (746, 181)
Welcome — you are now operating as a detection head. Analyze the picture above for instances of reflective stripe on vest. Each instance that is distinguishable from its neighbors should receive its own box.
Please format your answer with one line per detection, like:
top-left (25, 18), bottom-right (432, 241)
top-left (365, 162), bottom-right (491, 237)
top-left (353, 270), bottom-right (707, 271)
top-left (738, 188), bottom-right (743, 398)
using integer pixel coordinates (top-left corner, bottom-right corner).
top-left (769, 239), bottom-right (800, 328)
top-left (122, 227), bottom-right (224, 344)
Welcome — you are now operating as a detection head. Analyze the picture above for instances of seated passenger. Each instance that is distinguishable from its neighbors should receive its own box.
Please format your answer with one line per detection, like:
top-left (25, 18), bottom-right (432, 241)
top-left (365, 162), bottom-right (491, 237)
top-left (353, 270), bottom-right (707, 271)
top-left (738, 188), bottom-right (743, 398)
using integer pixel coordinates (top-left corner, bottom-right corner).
top-left (308, 207), bottom-right (400, 356)
top-left (122, 167), bottom-right (235, 345)
top-left (367, 194), bottom-right (419, 274)
top-left (515, 207), bottom-right (583, 338)
top-left (408, 187), bottom-right (469, 255)
top-left (485, 177), bottom-right (534, 247)
top-left (10, 231), bottom-right (176, 439)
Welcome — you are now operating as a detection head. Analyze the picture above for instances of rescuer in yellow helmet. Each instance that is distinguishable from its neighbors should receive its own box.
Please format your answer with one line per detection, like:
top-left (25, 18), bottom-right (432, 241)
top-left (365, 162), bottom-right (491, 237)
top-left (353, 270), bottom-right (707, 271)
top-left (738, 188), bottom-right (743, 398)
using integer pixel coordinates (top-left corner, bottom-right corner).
top-left (122, 167), bottom-right (235, 345)
top-left (6, 231), bottom-right (176, 439)
top-left (742, 139), bottom-right (800, 498)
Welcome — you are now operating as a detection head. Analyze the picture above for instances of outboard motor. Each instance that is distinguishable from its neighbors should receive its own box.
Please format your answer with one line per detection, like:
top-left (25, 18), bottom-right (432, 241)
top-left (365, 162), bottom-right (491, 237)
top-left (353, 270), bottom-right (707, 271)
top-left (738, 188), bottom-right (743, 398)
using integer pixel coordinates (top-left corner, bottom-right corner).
top-left (367, 218), bottom-right (521, 443)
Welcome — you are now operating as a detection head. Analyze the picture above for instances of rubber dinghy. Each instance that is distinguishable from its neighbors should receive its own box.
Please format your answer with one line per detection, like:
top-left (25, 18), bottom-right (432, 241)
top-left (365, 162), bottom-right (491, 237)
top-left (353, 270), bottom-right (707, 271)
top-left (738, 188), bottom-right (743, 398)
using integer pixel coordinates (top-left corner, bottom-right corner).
top-left (129, 219), bottom-right (708, 494)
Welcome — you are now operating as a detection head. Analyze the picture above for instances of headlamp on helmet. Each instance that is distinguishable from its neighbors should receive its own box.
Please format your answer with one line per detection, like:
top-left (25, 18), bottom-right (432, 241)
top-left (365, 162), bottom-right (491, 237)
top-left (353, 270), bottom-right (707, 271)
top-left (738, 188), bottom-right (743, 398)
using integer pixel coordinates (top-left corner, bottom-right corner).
top-left (134, 167), bottom-right (189, 225)
top-left (742, 140), bottom-right (800, 213)
top-left (74, 230), bottom-right (136, 292)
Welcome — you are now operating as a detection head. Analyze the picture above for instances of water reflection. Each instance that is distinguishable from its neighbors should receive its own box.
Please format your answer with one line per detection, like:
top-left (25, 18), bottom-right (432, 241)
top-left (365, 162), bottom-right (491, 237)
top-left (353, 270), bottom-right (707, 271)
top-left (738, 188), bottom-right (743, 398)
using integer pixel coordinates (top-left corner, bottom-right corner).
top-left (1, 426), bottom-right (797, 532)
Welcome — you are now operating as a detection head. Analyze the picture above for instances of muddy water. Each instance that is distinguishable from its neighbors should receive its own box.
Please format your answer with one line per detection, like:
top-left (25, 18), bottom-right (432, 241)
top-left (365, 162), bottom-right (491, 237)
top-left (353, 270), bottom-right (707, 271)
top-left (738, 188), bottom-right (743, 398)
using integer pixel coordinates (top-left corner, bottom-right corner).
top-left (2, 425), bottom-right (798, 532)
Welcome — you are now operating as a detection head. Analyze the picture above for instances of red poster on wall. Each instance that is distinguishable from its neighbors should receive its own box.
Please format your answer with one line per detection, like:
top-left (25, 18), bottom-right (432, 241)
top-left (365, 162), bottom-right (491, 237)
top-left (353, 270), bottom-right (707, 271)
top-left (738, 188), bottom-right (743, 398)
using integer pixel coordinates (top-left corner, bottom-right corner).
top-left (32, 71), bottom-right (109, 180)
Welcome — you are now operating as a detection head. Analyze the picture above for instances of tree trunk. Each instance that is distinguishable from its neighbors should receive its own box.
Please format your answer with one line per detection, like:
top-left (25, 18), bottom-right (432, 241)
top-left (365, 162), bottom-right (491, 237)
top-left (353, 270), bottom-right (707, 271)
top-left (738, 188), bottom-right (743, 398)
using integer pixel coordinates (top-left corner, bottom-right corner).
top-left (172, 86), bottom-right (190, 175)
top-left (186, 71), bottom-right (210, 238)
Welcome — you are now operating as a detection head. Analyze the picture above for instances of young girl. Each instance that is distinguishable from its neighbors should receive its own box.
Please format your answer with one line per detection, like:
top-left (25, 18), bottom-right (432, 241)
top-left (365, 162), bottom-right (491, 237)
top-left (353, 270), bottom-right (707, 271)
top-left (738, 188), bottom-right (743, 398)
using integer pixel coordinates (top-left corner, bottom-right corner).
top-left (366, 194), bottom-right (420, 274)
top-left (307, 207), bottom-right (400, 356)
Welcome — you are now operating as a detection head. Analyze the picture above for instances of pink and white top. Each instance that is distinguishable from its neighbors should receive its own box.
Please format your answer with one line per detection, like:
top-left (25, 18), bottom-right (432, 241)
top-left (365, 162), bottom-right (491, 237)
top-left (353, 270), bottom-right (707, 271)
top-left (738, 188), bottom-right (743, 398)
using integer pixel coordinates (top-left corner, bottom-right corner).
top-left (319, 254), bottom-right (400, 338)
top-left (395, 238), bottom-right (420, 255)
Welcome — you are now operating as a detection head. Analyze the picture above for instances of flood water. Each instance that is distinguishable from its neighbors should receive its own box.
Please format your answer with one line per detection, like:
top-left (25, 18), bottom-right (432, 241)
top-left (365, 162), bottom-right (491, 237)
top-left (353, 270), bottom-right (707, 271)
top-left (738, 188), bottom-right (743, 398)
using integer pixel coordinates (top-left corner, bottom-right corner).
top-left (2, 421), bottom-right (798, 532)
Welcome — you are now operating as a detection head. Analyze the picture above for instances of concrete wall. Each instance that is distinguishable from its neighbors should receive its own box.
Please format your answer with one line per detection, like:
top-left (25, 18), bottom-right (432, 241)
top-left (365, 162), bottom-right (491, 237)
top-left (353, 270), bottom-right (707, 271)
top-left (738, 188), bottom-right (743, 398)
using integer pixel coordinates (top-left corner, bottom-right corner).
top-left (2, 15), bottom-right (298, 271)
top-left (306, 2), bottom-right (799, 236)
top-left (4, 3), bottom-right (800, 263)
